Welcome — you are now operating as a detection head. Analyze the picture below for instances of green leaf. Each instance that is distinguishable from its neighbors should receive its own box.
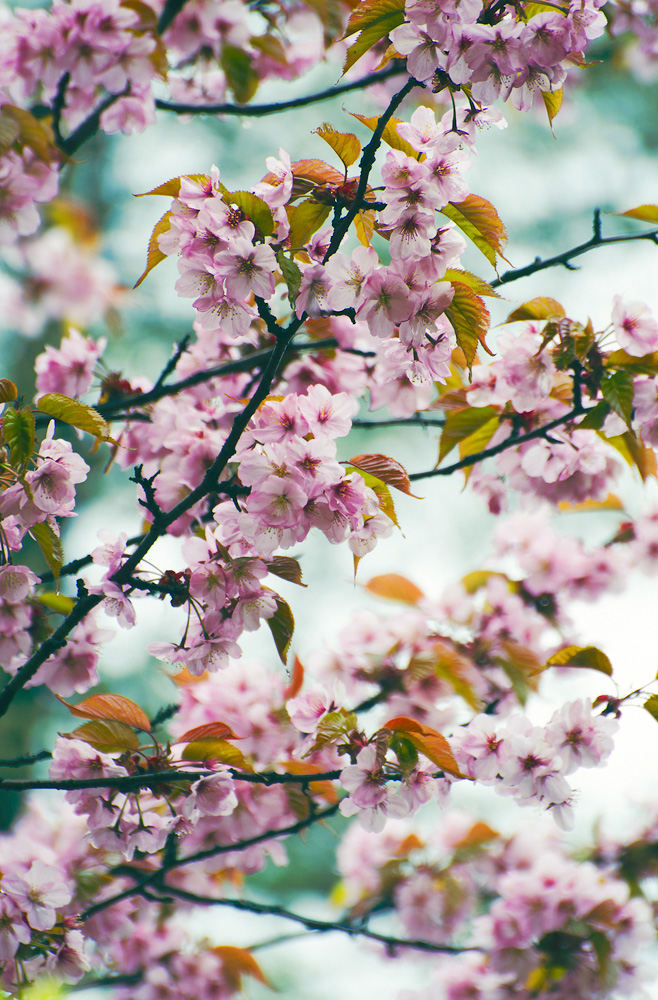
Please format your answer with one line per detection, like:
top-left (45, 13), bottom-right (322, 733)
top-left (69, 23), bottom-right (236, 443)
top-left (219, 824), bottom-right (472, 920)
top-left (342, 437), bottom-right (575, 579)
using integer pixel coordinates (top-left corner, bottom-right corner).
top-left (30, 521), bottom-right (64, 583)
top-left (3, 404), bottom-right (35, 469)
top-left (342, 0), bottom-right (405, 72)
top-left (349, 112), bottom-right (418, 159)
top-left (643, 694), bottom-right (658, 724)
top-left (37, 393), bottom-right (113, 440)
top-left (221, 44), bottom-right (259, 103)
top-left (288, 199), bottom-right (331, 248)
top-left (606, 349), bottom-right (658, 375)
top-left (577, 400), bottom-right (610, 431)
top-left (545, 645), bottom-right (613, 676)
top-left (134, 209), bottom-right (172, 287)
top-left (444, 268), bottom-right (500, 298)
top-left (506, 297), bottom-right (566, 322)
top-left (266, 594), bottom-right (295, 664)
top-left (346, 466), bottom-right (399, 527)
top-left (266, 556), bottom-right (306, 587)
top-left (600, 371), bottom-right (634, 428)
top-left (68, 719), bottom-right (140, 753)
top-left (445, 281), bottom-right (492, 371)
top-left (437, 406), bottom-right (499, 463)
top-left (182, 738), bottom-right (250, 768)
top-left (36, 592), bottom-right (76, 615)
top-left (314, 124), bottom-right (361, 169)
top-left (276, 251), bottom-right (303, 306)
top-left (440, 194), bottom-right (507, 269)
top-left (309, 708), bottom-right (358, 752)
top-left (225, 191), bottom-right (274, 238)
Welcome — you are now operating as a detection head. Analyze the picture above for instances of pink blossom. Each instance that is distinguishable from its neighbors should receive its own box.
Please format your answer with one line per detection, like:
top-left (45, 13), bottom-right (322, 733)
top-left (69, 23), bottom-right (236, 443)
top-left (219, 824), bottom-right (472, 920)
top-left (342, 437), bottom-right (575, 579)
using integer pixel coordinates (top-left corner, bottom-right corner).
top-left (2, 860), bottom-right (72, 931)
top-left (612, 294), bottom-right (658, 356)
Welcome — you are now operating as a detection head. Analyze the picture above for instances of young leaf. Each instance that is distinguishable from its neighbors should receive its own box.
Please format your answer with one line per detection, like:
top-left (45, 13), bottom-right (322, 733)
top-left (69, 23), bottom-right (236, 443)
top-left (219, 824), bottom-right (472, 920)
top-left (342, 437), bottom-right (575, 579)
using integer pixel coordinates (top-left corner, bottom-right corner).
top-left (440, 194), bottom-right (507, 269)
top-left (347, 467), bottom-right (399, 527)
top-left (349, 112), bottom-right (418, 159)
top-left (68, 719), bottom-right (141, 753)
top-left (365, 573), bottom-right (425, 604)
top-left (310, 708), bottom-right (358, 752)
top-left (288, 199), bottom-right (331, 248)
top-left (283, 654), bottom-right (305, 700)
top-left (276, 251), bottom-right (302, 306)
top-left (58, 693), bottom-right (152, 731)
top-left (30, 522), bottom-right (64, 583)
top-left (348, 453), bottom-right (418, 496)
top-left (437, 405), bottom-right (499, 463)
top-left (541, 87), bottom-right (563, 129)
top-left (213, 946), bottom-right (270, 991)
top-left (135, 174), bottom-right (216, 199)
top-left (221, 45), bottom-right (258, 104)
top-left (354, 208), bottom-right (376, 246)
top-left (342, 0), bottom-right (406, 72)
top-left (225, 191), bottom-right (274, 237)
top-left (181, 738), bottom-right (251, 769)
top-left (37, 394), bottom-right (113, 441)
top-left (175, 722), bottom-right (243, 743)
top-left (600, 371), bottom-right (634, 428)
top-left (266, 595), bottom-right (295, 663)
top-left (36, 592), bottom-right (76, 615)
top-left (314, 124), bottom-right (361, 169)
top-left (266, 556), bottom-right (305, 586)
top-left (134, 209), bottom-right (172, 287)
top-left (383, 716), bottom-right (463, 777)
top-left (0, 378), bottom-right (17, 403)
top-left (506, 297), bottom-right (566, 322)
top-left (544, 645), bottom-right (613, 676)
top-left (3, 404), bottom-right (35, 469)
top-left (606, 349), bottom-right (658, 375)
top-left (444, 268), bottom-right (500, 298)
top-left (615, 204), bottom-right (658, 224)
top-left (445, 281), bottom-right (492, 371)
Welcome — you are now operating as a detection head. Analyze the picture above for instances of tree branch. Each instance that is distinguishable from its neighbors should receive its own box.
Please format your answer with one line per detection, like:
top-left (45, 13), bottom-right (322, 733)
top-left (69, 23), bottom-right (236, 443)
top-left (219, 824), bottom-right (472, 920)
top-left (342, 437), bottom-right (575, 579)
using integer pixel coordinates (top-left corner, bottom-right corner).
top-left (0, 768), bottom-right (341, 793)
top-left (154, 64), bottom-right (407, 118)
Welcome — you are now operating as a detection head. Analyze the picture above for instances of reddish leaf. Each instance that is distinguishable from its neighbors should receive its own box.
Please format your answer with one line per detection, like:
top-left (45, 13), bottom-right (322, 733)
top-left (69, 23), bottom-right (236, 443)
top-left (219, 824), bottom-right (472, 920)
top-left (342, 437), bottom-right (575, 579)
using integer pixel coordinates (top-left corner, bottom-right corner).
top-left (283, 655), bottom-right (305, 700)
top-left (384, 716), bottom-right (463, 777)
top-left (58, 693), bottom-right (151, 732)
top-left (365, 574), bottom-right (425, 604)
top-left (266, 594), bottom-right (295, 664)
top-left (348, 453), bottom-right (419, 496)
top-left (0, 379), bottom-right (17, 403)
top-left (175, 722), bottom-right (243, 743)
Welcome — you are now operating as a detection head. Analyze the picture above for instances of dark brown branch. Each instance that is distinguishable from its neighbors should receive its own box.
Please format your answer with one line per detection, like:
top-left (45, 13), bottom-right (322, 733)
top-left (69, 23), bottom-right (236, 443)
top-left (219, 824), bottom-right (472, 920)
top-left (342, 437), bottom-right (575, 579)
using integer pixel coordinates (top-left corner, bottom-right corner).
top-left (154, 64), bottom-right (407, 118)
top-left (493, 215), bottom-right (658, 288)
top-left (0, 768), bottom-right (341, 793)
top-left (0, 750), bottom-right (52, 769)
top-left (352, 416), bottom-right (445, 429)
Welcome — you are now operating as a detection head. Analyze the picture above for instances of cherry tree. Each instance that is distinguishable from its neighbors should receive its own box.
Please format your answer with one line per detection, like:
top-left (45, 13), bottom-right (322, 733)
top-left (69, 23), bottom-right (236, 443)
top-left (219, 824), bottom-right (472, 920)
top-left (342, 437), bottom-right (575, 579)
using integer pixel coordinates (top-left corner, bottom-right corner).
top-left (2, 0), bottom-right (658, 996)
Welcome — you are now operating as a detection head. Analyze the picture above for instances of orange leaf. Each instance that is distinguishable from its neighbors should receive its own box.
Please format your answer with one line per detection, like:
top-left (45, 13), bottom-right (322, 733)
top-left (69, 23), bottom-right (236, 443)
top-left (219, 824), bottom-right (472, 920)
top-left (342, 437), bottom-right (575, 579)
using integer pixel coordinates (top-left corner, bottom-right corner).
top-left (314, 124), bottom-right (361, 170)
top-left (348, 453), bottom-right (420, 496)
top-left (213, 947), bottom-right (270, 991)
top-left (365, 574), bottom-right (425, 605)
top-left (175, 722), bottom-right (243, 743)
top-left (384, 716), bottom-right (463, 777)
top-left (280, 760), bottom-right (338, 803)
top-left (58, 693), bottom-right (151, 732)
top-left (283, 655), bottom-right (305, 700)
top-left (134, 209), bottom-right (172, 288)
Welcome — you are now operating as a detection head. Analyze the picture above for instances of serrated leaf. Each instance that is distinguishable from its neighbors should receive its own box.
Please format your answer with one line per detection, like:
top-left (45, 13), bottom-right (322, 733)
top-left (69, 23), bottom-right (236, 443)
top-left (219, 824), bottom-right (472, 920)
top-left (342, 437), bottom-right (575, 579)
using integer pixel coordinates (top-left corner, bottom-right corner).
top-left (58, 693), bottom-right (152, 731)
top-left (541, 87), bottom-right (563, 129)
top-left (283, 654), bottom-right (304, 700)
top-left (315, 124), bottom-right (361, 169)
top-left (181, 738), bottom-right (250, 768)
top-left (30, 521), bottom-right (63, 583)
top-left (438, 405), bottom-right (499, 463)
top-left (266, 595), bottom-right (295, 664)
top-left (578, 400), bottom-right (610, 430)
top-left (213, 947), bottom-right (270, 991)
top-left (349, 112), bottom-right (418, 159)
top-left (3, 405), bottom-right (35, 469)
top-left (444, 268), bottom-right (500, 298)
top-left (365, 573), bottom-right (425, 604)
top-left (288, 199), bottom-right (331, 249)
top-left (36, 592), bottom-right (76, 614)
top-left (345, 466), bottom-right (399, 526)
top-left (0, 379), bottom-right (17, 403)
top-left (266, 556), bottom-right (305, 587)
top-left (445, 281), bottom-right (492, 371)
top-left (342, 0), bottom-right (406, 72)
top-left (348, 453), bottom-right (418, 496)
top-left (221, 44), bottom-right (258, 104)
top-left (68, 719), bottom-right (141, 753)
top-left (37, 394), bottom-right (113, 440)
top-left (225, 191), bottom-right (274, 238)
top-left (383, 716), bottom-right (463, 777)
top-left (175, 721), bottom-right (242, 743)
top-left (458, 416), bottom-right (499, 474)
top-left (606, 349), bottom-right (658, 375)
top-left (134, 209), bottom-right (172, 287)
top-left (2, 105), bottom-right (58, 163)
top-left (354, 208), bottom-right (376, 247)
top-left (545, 645), bottom-right (613, 676)
top-left (310, 708), bottom-right (358, 752)
top-left (600, 371), bottom-right (634, 428)
top-left (506, 297), bottom-right (566, 322)
top-left (615, 204), bottom-right (658, 224)
top-left (135, 174), bottom-right (213, 198)
top-left (276, 250), bottom-right (302, 306)
top-left (441, 195), bottom-right (507, 269)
